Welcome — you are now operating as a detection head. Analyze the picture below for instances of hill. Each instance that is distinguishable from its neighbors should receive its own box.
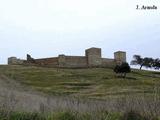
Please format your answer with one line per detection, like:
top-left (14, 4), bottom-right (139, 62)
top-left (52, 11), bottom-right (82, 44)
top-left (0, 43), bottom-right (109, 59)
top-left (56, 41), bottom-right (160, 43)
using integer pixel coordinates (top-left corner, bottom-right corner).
top-left (0, 65), bottom-right (160, 99)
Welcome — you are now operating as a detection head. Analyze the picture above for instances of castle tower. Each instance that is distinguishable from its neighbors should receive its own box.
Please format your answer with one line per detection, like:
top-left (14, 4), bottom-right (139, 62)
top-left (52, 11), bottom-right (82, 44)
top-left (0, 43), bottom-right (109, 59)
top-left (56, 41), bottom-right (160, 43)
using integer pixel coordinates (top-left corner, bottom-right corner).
top-left (114, 51), bottom-right (126, 65)
top-left (8, 57), bottom-right (17, 65)
top-left (85, 47), bottom-right (102, 67)
top-left (8, 57), bottom-right (24, 65)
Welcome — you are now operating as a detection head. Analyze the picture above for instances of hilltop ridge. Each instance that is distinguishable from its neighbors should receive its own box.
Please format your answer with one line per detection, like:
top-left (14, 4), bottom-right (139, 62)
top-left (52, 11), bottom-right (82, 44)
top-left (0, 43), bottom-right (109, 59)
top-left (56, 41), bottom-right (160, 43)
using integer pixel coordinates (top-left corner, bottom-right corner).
top-left (0, 65), bottom-right (159, 99)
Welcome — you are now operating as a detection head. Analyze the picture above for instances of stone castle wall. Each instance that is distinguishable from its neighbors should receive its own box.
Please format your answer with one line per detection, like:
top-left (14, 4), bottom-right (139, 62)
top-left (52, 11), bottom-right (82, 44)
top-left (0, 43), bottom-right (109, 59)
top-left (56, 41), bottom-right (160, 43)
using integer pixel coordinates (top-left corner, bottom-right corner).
top-left (85, 48), bottom-right (102, 67)
top-left (114, 51), bottom-right (126, 65)
top-left (62, 56), bottom-right (87, 68)
top-left (101, 58), bottom-right (116, 68)
top-left (8, 47), bottom-right (126, 68)
top-left (8, 57), bottom-right (24, 65)
top-left (33, 57), bottom-right (59, 67)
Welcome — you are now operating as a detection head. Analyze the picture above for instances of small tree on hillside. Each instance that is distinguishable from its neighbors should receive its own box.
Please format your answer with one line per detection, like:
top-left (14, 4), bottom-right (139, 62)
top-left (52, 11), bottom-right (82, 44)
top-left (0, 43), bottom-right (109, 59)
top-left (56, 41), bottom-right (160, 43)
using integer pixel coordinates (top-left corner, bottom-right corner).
top-left (143, 57), bottom-right (154, 68)
top-left (114, 62), bottom-right (131, 78)
top-left (131, 55), bottom-right (144, 70)
top-left (131, 55), bottom-right (156, 70)
top-left (153, 58), bottom-right (160, 70)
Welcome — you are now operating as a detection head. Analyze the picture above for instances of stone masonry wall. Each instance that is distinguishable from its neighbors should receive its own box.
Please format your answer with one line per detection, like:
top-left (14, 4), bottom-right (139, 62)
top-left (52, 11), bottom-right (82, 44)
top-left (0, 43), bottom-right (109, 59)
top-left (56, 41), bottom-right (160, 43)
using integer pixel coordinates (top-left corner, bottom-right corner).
top-left (24, 56), bottom-right (87, 68)
top-left (63, 56), bottom-right (87, 68)
top-left (32, 57), bottom-right (59, 67)
top-left (101, 58), bottom-right (116, 68)
top-left (114, 51), bottom-right (126, 65)
top-left (85, 48), bottom-right (102, 67)
top-left (8, 47), bottom-right (126, 68)
top-left (8, 57), bottom-right (24, 65)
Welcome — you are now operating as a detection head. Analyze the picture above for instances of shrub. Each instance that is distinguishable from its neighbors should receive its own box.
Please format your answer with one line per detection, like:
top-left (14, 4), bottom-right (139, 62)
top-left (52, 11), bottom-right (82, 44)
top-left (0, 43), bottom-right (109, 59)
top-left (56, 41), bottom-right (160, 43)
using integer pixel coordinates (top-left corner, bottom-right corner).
top-left (114, 62), bottom-right (131, 78)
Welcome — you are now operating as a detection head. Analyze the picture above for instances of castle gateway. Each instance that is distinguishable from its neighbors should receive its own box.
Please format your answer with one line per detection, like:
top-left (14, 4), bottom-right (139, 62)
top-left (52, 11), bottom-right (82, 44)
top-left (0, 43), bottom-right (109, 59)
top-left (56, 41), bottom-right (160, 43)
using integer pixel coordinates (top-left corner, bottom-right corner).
top-left (8, 47), bottom-right (126, 68)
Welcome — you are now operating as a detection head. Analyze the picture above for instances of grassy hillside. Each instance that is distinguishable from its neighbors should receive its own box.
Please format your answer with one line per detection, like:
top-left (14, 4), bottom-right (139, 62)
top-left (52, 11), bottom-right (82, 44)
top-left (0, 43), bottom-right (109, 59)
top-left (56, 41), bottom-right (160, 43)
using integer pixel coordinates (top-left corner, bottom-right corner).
top-left (0, 65), bottom-right (160, 99)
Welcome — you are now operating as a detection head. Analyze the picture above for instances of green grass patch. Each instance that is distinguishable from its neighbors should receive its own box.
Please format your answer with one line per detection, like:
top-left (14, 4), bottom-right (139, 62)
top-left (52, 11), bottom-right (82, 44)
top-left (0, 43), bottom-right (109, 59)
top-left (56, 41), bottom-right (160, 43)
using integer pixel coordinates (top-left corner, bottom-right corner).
top-left (0, 110), bottom-right (159, 120)
top-left (0, 65), bottom-right (160, 98)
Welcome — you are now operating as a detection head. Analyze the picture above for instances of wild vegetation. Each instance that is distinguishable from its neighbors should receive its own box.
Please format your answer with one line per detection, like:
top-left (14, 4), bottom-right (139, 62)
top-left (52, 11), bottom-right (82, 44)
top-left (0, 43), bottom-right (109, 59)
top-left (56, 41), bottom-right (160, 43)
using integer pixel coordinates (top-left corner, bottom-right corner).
top-left (0, 65), bottom-right (160, 119)
top-left (1, 110), bottom-right (159, 120)
top-left (114, 62), bottom-right (131, 78)
top-left (0, 65), bottom-right (159, 99)
top-left (131, 55), bottom-right (160, 70)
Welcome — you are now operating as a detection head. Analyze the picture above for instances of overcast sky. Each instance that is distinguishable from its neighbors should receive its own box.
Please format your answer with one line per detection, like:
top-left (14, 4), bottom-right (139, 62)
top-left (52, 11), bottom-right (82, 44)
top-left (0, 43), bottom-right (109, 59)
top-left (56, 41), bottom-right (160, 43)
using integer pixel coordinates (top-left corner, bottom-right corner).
top-left (0, 0), bottom-right (160, 64)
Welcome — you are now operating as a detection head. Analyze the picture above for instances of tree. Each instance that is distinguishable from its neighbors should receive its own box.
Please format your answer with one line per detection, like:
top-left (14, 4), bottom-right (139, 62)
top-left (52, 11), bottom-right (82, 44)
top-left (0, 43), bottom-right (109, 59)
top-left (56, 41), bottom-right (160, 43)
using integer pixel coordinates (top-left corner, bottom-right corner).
top-left (131, 55), bottom-right (144, 70)
top-left (131, 55), bottom-right (154, 70)
top-left (114, 62), bottom-right (131, 78)
top-left (153, 58), bottom-right (160, 70)
top-left (143, 57), bottom-right (154, 68)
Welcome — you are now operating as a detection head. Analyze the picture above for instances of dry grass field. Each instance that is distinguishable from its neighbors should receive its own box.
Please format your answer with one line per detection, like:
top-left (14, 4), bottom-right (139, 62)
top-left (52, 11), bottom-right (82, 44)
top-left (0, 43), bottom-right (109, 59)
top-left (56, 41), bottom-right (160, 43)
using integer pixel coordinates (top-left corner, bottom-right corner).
top-left (0, 65), bottom-right (160, 120)
top-left (0, 65), bottom-right (160, 99)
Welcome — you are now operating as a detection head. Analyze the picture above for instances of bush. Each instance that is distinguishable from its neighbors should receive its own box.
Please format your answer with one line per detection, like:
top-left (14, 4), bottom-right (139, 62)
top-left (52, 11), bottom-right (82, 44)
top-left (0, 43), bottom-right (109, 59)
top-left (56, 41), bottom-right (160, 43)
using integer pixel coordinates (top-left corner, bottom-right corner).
top-left (114, 62), bottom-right (131, 78)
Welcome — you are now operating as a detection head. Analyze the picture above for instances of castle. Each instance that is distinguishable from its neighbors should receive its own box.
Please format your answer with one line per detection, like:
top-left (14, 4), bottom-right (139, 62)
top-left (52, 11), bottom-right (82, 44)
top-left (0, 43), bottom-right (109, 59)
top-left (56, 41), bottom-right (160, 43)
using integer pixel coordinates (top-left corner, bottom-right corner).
top-left (8, 47), bottom-right (126, 68)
